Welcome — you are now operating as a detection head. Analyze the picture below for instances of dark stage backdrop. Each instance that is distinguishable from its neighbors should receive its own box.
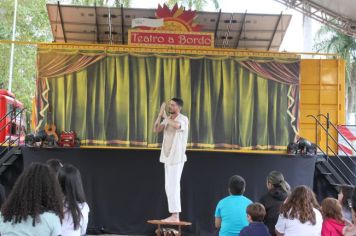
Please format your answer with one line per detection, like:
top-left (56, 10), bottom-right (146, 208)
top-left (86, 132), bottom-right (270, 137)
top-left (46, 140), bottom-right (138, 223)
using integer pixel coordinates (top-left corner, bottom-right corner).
top-left (22, 147), bottom-right (315, 235)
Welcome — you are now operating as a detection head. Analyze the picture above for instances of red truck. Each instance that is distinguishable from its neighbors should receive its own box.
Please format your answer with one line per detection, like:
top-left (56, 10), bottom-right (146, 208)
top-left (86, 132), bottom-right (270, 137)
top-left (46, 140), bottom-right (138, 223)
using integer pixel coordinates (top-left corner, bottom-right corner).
top-left (0, 89), bottom-right (26, 145)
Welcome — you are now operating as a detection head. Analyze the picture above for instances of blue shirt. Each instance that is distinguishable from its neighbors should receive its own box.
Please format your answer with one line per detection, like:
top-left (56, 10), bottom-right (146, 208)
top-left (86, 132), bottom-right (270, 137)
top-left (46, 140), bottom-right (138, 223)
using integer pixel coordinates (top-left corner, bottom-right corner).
top-left (240, 222), bottom-right (271, 236)
top-left (0, 212), bottom-right (61, 236)
top-left (215, 195), bottom-right (253, 236)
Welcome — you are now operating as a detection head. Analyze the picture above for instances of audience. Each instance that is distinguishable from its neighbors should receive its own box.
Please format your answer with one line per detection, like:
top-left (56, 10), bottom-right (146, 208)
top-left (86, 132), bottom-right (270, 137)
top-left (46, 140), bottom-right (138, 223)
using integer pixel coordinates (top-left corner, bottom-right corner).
top-left (338, 185), bottom-right (354, 223)
top-left (321, 197), bottom-right (346, 236)
top-left (0, 162), bottom-right (63, 236)
top-left (215, 175), bottom-right (252, 236)
top-left (240, 203), bottom-right (271, 236)
top-left (260, 171), bottom-right (290, 236)
top-left (275, 185), bottom-right (322, 236)
top-left (343, 188), bottom-right (356, 236)
top-left (58, 164), bottom-right (89, 236)
top-left (3, 162), bottom-right (353, 236)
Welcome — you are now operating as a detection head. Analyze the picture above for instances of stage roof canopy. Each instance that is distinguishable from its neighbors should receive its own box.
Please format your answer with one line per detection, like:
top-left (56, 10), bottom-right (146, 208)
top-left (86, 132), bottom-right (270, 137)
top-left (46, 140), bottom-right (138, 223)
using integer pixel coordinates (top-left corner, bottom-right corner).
top-left (47, 3), bottom-right (292, 51)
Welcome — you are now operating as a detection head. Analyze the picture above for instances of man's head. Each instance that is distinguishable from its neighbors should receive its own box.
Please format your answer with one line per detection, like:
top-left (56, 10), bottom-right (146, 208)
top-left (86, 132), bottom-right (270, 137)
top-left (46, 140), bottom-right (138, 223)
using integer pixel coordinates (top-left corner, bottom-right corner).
top-left (168, 98), bottom-right (183, 114)
top-left (228, 175), bottom-right (246, 195)
top-left (246, 203), bottom-right (266, 223)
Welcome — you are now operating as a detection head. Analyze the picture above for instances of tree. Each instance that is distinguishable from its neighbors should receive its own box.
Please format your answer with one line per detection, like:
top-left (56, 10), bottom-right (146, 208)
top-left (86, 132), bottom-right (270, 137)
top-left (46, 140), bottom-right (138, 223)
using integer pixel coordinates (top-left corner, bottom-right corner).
top-left (0, 0), bottom-right (52, 123)
top-left (313, 26), bottom-right (356, 114)
top-left (67, 0), bottom-right (131, 7)
top-left (166, 0), bottom-right (220, 11)
top-left (0, 0), bottom-right (132, 127)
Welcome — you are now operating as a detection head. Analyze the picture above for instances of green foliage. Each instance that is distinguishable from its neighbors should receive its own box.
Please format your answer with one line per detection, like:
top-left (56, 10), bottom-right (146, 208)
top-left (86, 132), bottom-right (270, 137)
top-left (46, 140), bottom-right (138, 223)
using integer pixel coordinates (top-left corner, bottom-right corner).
top-left (166, 0), bottom-right (220, 10)
top-left (0, 0), bottom-right (52, 123)
top-left (0, 0), bottom-right (132, 127)
top-left (63, 0), bottom-right (131, 7)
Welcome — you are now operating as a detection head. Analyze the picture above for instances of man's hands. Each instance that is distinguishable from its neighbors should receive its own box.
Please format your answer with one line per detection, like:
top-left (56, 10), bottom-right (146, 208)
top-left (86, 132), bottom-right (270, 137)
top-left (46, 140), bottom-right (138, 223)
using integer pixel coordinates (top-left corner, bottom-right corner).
top-left (154, 102), bottom-right (168, 133)
top-left (159, 102), bottom-right (167, 119)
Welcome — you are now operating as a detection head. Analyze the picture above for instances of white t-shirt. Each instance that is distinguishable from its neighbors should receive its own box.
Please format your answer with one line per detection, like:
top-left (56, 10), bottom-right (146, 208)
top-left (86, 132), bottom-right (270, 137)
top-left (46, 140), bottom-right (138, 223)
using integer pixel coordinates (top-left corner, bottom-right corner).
top-left (61, 202), bottom-right (90, 236)
top-left (159, 114), bottom-right (189, 165)
top-left (275, 208), bottom-right (322, 236)
top-left (0, 212), bottom-right (61, 236)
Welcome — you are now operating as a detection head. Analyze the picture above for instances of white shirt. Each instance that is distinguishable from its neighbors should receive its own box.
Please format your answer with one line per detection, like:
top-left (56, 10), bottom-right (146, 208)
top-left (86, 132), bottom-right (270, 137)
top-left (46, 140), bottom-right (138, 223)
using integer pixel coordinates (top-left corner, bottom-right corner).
top-left (159, 114), bottom-right (189, 165)
top-left (61, 202), bottom-right (90, 236)
top-left (0, 212), bottom-right (61, 236)
top-left (275, 208), bottom-right (322, 236)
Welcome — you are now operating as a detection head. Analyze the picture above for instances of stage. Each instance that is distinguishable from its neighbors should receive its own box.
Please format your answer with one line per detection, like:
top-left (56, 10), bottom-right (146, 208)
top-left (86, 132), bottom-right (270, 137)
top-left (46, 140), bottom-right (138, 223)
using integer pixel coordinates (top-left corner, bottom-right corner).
top-left (21, 147), bottom-right (316, 235)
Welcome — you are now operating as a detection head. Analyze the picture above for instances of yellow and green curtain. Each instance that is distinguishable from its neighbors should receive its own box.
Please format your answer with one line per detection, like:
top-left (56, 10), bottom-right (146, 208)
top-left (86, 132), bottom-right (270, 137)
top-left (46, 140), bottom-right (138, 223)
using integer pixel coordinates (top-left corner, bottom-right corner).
top-left (35, 48), bottom-right (300, 150)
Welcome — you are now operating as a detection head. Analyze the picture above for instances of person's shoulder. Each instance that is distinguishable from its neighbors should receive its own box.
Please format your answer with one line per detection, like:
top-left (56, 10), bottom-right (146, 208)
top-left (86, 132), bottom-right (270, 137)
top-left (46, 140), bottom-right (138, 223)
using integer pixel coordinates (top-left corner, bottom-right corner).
top-left (180, 114), bottom-right (189, 121)
top-left (239, 225), bottom-right (252, 235)
top-left (217, 195), bottom-right (231, 205)
top-left (313, 208), bottom-right (322, 218)
top-left (241, 195), bottom-right (253, 204)
top-left (80, 202), bottom-right (90, 213)
top-left (41, 212), bottom-right (61, 223)
top-left (259, 192), bottom-right (269, 202)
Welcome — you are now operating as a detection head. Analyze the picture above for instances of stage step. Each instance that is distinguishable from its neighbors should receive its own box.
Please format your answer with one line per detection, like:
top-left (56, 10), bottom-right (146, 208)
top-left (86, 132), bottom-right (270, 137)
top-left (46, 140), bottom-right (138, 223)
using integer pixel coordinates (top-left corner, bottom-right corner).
top-left (0, 146), bottom-right (22, 176)
top-left (315, 159), bottom-right (351, 190)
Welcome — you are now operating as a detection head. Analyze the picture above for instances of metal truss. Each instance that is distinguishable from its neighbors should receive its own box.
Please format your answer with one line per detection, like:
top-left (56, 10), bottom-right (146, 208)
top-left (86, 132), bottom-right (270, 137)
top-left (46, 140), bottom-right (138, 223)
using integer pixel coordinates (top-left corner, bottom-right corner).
top-left (273, 0), bottom-right (356, 37)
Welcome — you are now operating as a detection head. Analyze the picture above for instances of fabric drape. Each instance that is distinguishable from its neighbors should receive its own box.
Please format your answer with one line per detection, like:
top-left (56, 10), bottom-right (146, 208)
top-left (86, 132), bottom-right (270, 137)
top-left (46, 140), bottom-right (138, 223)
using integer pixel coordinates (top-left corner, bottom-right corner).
top-left (37, 49), bottom-right (106, 78)
top-left (35, 49), bottom-right (300, 150)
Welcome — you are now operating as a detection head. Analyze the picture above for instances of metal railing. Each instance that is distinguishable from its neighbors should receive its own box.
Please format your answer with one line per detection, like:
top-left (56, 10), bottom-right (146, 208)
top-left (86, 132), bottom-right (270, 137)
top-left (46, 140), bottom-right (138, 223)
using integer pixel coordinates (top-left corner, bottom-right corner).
top-left (0, 108), bottom-right (26, 158)
top-left (308, 113), bottom-right (356, 185)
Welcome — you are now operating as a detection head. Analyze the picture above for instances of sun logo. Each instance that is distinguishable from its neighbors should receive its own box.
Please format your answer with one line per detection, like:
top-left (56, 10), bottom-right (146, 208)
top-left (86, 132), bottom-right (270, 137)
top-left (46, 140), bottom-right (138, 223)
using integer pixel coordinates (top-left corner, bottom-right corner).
top-left (140, 4), bottom-right (202, 32)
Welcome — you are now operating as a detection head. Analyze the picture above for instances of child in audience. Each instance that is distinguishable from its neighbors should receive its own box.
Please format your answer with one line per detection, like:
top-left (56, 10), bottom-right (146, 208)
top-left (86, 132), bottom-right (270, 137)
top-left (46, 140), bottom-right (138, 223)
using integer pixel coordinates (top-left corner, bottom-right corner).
top-left (260, 171), bottom-right (290, 236)
top-left (240, 203), bottom-right (271, 236)
top-left (321, 197), bottom-right (346, 236)
top-left (58, 164), bottom-right (90, 236)
top-left (215, 175), bottom-right (252, 236)
top-left (0, 163), bottom-right (63, 236)
top-left (275, 185), bottom-right (322, 236)
top-left (338, 185), bottom-right (354, 222)
top-left (343, 188), bottom-right (356, 236)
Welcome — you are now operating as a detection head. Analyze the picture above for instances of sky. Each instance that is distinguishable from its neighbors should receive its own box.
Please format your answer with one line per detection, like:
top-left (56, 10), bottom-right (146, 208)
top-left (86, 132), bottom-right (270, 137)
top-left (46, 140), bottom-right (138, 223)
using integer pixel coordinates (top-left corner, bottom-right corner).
top-left (126, 0), bottom-right (322, 52)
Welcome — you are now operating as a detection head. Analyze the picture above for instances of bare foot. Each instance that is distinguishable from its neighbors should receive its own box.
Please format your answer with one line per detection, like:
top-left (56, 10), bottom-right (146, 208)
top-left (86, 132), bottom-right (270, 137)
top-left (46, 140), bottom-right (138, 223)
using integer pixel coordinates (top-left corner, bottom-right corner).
top-left (161, 215), bottom-right (180, 223)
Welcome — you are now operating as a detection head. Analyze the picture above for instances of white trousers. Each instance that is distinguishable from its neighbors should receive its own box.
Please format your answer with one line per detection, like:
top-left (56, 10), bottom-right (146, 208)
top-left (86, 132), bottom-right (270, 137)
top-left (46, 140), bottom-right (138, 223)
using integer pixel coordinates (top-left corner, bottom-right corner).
top-left (164, 162), bottom-right (185, 213)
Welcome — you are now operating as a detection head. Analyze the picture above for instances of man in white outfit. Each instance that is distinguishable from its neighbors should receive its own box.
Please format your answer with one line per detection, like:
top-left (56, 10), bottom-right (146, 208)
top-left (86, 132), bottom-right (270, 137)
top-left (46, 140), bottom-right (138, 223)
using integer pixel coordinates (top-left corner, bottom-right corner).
top-left (154, 98), bottom-right (189, 222)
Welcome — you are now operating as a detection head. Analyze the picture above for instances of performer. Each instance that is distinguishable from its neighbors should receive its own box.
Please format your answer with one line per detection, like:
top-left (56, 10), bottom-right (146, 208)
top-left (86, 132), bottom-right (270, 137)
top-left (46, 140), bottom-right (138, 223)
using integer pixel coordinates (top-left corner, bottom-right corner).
top-left (154, 98), bottom-right (189, 222)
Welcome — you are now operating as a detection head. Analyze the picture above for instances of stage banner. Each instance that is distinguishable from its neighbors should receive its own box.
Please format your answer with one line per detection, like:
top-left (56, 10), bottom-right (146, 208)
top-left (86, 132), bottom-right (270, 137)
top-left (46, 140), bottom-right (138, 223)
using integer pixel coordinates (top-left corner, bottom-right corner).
top-left (129, 4), bottom-right (213, 49)
top-left (128, 30), bottom-right (214, 48)
top-left (338, 125), bottom-right (356, 155)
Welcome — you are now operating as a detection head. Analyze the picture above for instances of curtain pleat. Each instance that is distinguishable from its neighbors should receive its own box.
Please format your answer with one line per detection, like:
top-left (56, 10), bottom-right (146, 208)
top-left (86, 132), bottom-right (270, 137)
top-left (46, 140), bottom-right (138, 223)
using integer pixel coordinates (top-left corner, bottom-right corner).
top-left (40, 53), bottom-right (300, 150)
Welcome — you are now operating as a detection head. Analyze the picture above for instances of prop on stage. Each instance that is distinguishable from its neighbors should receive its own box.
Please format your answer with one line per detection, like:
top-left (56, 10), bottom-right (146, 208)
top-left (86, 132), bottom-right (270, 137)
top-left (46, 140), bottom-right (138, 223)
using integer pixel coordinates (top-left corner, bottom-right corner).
top-left (147, 220), bottom-right (192, 236)
top-left (25, 130), bottom-right (80, 148)
top-left (287, 137), bottom-right (317, 155)
top-left (58, 131), bottom-right (80, 147)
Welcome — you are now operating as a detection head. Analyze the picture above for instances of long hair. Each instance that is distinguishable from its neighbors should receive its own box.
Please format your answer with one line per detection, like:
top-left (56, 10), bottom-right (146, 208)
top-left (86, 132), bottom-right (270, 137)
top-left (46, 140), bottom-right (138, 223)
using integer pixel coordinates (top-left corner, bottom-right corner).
top-left (267, 171), bottom-right (290, 194)
top-left (1, 163), bottom-right (63, 226)
top-left (58, 164), bottom-right (86, 230)
top-left (46, 159), bottom-right (63, 176)
top-left (321, 197), bottom-right (343, 222)
top-left (280, 185), bottom-right (320, 225)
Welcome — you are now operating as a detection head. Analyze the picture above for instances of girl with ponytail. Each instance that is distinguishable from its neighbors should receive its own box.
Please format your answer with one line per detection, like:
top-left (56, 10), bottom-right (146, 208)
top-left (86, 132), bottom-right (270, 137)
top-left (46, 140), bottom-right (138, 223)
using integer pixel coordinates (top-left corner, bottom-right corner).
top-left (259, 171), bottom-right (290, 236)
